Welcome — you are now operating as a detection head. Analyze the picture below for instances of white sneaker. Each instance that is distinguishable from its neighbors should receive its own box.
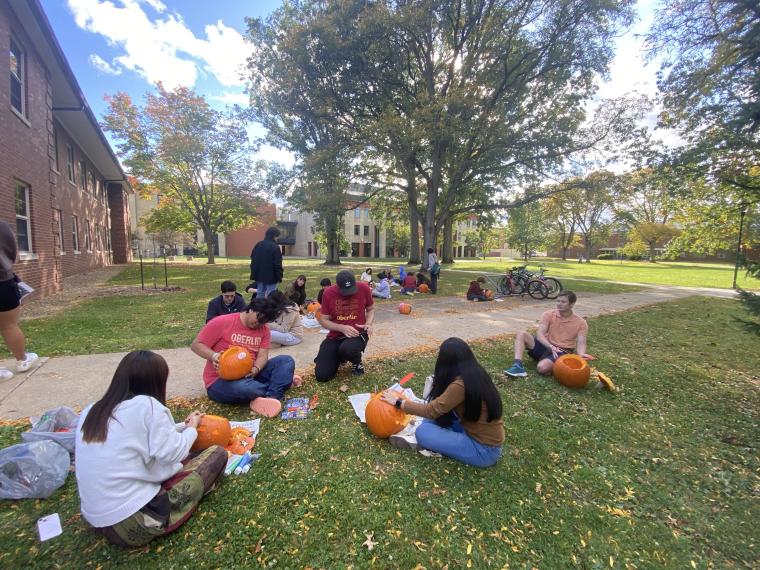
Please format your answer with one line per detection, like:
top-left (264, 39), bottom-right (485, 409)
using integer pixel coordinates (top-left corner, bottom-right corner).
top-left (0, 368), bottom-right (13, 380)
top-left (16, 352), bottom-right (39, 373)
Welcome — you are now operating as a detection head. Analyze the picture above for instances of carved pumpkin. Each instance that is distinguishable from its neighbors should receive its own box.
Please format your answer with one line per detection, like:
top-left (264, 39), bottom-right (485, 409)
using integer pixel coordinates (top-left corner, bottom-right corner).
top-left (218, 346), bottom-right (253, 381)
top-left (225, 426), bottom-right (255, 455)
top-left (365, 393), bottom-right (410, 438)
top-left (191, 414), bottom-right (232, 452)
top-left (306, 302), bottom-right (321, 315)
top-left (485, 289), bottom-right (494, 300)
top-left (398, 303), bottom-right (413, 315)
top-left (553, 354), bottom-right (590, 388)
top-left (418, 284), bottom-right (430, 293)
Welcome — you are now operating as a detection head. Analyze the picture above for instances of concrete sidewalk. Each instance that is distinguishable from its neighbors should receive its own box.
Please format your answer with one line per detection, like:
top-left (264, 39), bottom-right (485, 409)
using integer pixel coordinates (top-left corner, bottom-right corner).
top-left (0, 286), bottom-right (725, 419)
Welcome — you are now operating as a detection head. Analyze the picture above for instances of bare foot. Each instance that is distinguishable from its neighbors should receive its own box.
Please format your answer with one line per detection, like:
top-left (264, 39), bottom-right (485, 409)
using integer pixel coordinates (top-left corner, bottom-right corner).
top-left (249, 397), bottom-right (282, 418)
top-left (292, 374), bottom-right (304, 388)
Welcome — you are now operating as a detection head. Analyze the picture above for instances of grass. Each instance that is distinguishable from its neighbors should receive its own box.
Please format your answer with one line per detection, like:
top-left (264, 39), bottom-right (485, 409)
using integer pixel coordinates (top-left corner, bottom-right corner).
top-left (450, 257), bottom-right (760, 290)
top-left (4, 262), bottom-right (637, 358)
top-left (1, 296), bottom-right (758, 568)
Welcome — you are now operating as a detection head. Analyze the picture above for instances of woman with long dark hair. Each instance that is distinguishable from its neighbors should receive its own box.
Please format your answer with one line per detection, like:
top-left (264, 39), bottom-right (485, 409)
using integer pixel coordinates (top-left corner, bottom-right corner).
top-left (284, 274), bottom-right (307, 308)
top-left (267, 290), bottom-right (304, 346)
top-left (382, 337), bottom-right (504, 467)
top-left (75, 351), bottom-right (226, 547)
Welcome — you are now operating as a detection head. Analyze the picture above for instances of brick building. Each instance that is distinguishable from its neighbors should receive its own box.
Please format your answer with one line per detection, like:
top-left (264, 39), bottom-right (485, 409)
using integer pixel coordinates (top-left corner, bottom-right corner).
top-left (1, 0), bottom-right (131, 299)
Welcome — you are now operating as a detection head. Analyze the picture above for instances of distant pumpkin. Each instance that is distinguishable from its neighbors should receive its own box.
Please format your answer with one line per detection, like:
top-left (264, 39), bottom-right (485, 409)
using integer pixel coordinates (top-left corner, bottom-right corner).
top-left (417, 284), bottom-right (430, 293)
top-left (485, 289), bottom-right (494, 300)
top-left (553, 354), bottom-right (590, 388)
top-left (398, 303), bottom-right (413, 315)
top-left (365, 393), bottom-right (410, 438)
top-left (306, 302), bottom-right (321, 315)
top-left (218, 346), bottom-right (253, 381)
top-left (191, 414), bottom-right (232, 452)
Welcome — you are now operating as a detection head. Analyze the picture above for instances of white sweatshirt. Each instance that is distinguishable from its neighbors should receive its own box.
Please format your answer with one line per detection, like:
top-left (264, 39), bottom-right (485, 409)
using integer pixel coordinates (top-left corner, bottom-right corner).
top-left (75, 395), bottom-right (198, 528)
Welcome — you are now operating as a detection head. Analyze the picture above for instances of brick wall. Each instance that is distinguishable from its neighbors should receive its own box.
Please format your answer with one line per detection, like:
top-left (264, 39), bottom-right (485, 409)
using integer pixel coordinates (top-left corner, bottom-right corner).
top-left (225, 203), bottom-right (277, 257)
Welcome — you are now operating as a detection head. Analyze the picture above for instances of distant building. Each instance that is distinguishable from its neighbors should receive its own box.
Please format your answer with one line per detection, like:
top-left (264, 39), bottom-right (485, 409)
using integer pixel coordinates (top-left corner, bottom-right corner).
top-left (1, 0), bottom-right (132, 299)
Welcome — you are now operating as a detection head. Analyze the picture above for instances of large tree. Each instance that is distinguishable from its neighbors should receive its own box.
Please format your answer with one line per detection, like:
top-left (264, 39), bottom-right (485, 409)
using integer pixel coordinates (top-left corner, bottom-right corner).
top-left (566, 171), bottom-right (619, 262)
top-left (102, 85), bottom-right (259, 264)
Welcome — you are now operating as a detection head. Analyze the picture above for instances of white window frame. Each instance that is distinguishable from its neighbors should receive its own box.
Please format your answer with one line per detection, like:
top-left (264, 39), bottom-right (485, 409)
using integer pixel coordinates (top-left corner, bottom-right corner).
top-left (72, 215), bottom-right (80, 253)
top-left (84, 219), bottom-right (92, 252)
top-left (10, 36), bottom-right (25, 117)
top-left (55, 209), bottom-right (65, 255)
top-left (14, 181), bottom-right (32, 254)
top-left (66, 145), bottom-right (75, 183)
top-left (79, 160), bottom-right (86, 190)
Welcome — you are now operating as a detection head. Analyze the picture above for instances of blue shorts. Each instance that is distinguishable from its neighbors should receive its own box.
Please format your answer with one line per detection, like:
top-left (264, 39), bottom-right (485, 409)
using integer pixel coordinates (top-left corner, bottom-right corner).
top-left (528, 336), bottom-right (570, 362)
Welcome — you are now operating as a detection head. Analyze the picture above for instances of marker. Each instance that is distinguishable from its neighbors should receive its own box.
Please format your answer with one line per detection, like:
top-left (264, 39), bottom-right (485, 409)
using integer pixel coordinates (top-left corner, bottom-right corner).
top-left (399, 373), bottom-right (415, 385)
top-left (224, 454), bottom-right (245, 476)
top-left (234, 452), bottom-right (253, 475)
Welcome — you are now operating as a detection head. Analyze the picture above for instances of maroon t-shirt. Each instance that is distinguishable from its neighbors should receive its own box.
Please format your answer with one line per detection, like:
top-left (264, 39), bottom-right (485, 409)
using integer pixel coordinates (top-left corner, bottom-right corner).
top-left (320, 282), bottom-right (374, 340)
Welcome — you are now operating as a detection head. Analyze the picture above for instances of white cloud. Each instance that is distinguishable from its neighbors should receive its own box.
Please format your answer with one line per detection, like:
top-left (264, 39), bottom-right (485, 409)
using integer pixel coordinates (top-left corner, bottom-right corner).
top-left (88, 53), bottom-right (121, 75)
top-left (256, 144), bottom-right (296, 168)
top-left (66, 0), bottom-right (250, 90)
top-left (211, 91), bottom-right (250, 106)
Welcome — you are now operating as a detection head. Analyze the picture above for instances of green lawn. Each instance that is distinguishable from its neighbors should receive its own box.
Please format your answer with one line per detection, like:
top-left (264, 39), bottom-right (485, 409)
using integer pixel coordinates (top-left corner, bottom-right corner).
top-left (5, 262), bottom-right (637, 358)
top-left (0, 296), bottom-right (757, 567)
top-left (450, 257), bottom-right (760, 290)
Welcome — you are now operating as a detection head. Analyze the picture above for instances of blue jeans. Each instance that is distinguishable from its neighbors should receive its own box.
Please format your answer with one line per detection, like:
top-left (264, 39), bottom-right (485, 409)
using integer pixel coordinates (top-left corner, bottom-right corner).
top-left (256, 282), bottom-right (279, 298)
top-left (206, 355), bottom-right (295, 404)
top-left (416, 419), bottom-right (502, 468)
top-left (269, 329), bottom-right (301, 346)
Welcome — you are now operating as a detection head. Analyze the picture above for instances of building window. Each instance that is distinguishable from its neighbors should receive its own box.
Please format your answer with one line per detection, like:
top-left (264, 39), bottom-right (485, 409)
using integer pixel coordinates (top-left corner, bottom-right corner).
top-left (15, 182), bottom-right (32, 252)
top-left (354, 224), bottom-right (360, 236)
top-left (55, 209), bottom-right (64, 254)
top-left (363, 225), bottom-right (369, 237)
top-left (66, 146), bottom-right (75, 182)
top-left (10, 37), bottom-right (25, 116)
top-left (84, 220), bottom-right (92, 251)
top-left (87, 172), bottom-right (95, 194)
top-left (79, 160), bottom-right (86, 190)
top-left (354, 208), bottom-right (360, 218)
top-left (307, 241), bottom-right (312, 256)
top-left (364, 208), bottom-right (369, 218)
top-left (72, 215), bottom-right (80, 252)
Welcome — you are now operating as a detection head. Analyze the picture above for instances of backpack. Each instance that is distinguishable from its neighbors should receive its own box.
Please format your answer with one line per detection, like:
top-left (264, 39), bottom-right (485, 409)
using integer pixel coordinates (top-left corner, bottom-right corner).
top-left (430, 262), bottom-right (441, 276)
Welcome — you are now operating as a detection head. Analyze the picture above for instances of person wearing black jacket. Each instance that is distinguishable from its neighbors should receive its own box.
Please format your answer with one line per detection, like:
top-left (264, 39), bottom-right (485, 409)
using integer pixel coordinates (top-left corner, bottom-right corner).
top-left (250, 227), bottom-right (283, 298)
top-left (205, 281), bottom-right (247, 323)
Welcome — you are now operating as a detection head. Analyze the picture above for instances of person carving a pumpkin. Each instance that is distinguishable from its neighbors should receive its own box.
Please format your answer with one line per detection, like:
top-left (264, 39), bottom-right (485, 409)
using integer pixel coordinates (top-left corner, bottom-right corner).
top-left (75, 351), bottom-right (227, 547)
top-left (466, 276), bottom-right (492, 302)
top-left (504, 290), bottom-right (589, 378)
top-left (381, 337), bottom-right (504, 467)
top-left (191, 296), bottom-right (296, 417)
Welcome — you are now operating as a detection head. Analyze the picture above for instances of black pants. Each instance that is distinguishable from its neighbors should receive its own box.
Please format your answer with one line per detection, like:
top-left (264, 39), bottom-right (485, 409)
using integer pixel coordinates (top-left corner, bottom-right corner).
top-left (430, 273), bottom-right (438, 294)
top-left (314, 334), bottom-right (368, 382)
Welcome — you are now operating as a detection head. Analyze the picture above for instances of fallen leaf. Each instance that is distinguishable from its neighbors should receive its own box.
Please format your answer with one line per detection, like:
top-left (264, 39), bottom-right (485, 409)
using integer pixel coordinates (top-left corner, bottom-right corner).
top-left (363, 532), bottom-right (377, 551)
top-left (340, 384), bottom-right (349, 393)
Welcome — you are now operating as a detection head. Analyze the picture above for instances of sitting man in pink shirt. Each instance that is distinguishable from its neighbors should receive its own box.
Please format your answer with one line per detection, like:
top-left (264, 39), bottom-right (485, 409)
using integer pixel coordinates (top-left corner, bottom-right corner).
top-left (504, 290), bottom-right (588, 377)
top-left (191, 297), bottom-right (295, 417)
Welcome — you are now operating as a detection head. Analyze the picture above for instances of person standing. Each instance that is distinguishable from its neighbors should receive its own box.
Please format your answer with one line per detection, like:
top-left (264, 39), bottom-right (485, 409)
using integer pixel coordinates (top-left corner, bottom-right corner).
top-left (249, 227), bottom-right (283, 298)
top-left (314, 270), bottom-right (375, 381)
top-left (427, 247), bottom-right (440, 294)
top-left (0, 220), bottom-right (38, 380)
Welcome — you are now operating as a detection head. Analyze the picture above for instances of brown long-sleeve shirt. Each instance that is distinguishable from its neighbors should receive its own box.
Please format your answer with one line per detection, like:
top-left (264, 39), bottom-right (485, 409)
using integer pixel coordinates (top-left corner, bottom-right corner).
top-left (402, 378), bottom-right (505, 447)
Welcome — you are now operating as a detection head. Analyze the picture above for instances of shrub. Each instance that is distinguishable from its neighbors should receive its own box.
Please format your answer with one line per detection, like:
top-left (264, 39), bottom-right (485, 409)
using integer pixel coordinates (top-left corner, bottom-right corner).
top-left (596, 253), bottom-right (614, 260)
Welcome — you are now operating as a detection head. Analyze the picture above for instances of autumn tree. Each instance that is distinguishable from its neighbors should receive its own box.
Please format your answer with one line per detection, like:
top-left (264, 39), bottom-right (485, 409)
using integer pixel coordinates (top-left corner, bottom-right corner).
top-left (505, 202), bottom-right (549, 262)
top-left (102, 85), bottom-right (260, 264)
top-left (566, 171), bottom-right (619, 262)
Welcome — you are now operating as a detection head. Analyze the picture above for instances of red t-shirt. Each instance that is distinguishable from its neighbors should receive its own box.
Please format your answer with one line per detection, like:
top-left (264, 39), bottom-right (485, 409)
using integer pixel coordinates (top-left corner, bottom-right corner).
top-left (195, 313), bottom-right (271, 388)
top-left (320, 281), bottom-right (374, 340)
top-left (403, 274), bottom-right (417, 288)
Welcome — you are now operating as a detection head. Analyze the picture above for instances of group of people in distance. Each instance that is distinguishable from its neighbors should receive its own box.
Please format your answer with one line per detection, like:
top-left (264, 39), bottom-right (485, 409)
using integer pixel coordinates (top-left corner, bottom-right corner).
top-left (71, 224), bottom-right (590, 547)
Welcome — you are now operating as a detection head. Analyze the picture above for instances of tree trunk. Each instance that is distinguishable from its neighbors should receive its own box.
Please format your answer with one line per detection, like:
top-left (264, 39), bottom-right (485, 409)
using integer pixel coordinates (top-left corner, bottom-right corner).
top-left (584, 235), bottom-right (593, 263)
top-left (648, 242), bottom-right (657, 262)
top-left (407, 182), bottom-right (421, 265)
top-left (561, 246), bottom-right (568, 260)
top-left (324, 214), bottom-right (342, 265)
top-left (442, 217), bottom-right (454, 264)
top-left (204, 228), bottom-right (216, 264)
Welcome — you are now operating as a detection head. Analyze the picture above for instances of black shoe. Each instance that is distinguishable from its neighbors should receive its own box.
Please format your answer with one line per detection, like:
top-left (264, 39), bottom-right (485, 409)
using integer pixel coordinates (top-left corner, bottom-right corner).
top-left (352, 363), bottom-right (365, 375)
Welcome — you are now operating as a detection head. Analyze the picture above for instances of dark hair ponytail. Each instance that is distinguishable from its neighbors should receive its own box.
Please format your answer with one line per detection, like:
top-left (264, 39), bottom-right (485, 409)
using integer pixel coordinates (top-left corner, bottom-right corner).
top-left (81, 350), bottom-right (169, 443)
top-left (429, 338), bottom-right (502, 423)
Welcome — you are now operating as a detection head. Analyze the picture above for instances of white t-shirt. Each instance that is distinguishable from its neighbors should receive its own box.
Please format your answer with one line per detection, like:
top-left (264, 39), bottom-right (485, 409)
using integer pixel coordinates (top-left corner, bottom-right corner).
top-left (75, 395), bottom-right (197, 527)
top-left (360, 271), bottom-right (373, 283)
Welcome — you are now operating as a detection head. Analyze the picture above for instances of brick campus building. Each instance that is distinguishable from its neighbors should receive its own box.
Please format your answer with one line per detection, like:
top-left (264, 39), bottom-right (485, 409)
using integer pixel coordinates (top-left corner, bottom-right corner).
top-left (1, 0), bottom-right (131, 299)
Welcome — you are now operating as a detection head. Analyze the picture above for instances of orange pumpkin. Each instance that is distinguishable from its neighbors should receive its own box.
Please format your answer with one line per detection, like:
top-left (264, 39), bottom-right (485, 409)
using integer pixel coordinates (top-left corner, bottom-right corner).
top-left (553, 354), bottom-right (591, 388)
top-left (418, 284), bottom-right (430, 293)
top-left (365, 393), bottom-right (410, 438)
top-left (398, 302), bottom-right (413, 315)
top-left (306, 302), bottom-right (321, 314)
top-left (218, 346), bottom-right (253, 380)
top-left (485, 289), bottom-right (494, 300)
top-left (225, 426), bottom-right (255, 455)
top-left (191, 414), bottom-right (232, 452)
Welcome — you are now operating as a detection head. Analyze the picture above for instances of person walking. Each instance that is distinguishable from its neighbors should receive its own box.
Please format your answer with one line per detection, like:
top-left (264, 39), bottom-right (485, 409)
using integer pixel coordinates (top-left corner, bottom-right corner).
top-left (249, 227), bottom-right (283, 298)
top-left (0, 220), bottom-right (38, 380)
top-left (427, 247), bottom-right (440, 294)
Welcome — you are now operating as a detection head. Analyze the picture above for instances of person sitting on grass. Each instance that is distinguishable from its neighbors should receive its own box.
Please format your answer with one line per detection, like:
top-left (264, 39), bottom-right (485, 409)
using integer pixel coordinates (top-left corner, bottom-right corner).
top-left (75, 350), bottom-right (226, 547)
top-left (316, 278), bottom-right (331, 304)
top-left (266, 291), bottom-right (304, 347)
top-left (284, 275), bottom-right (307, 310)
top-left (416, 272), bottom-right (431, 291)
top-left (372, 274), bottom-right (392, 299)
top-left (381, 337), bottom-right (504, 468)
top-left (360, 267), bottom-right (373, 284)
top-left (504, 290), bottom-right (588, 378)
top-left (400, 272), bottom-right (417, 295)
top-left (466, 276), bottom-right (492, 302)
top-left (191, 296), bottom-right (296, 417)
top-left (205, 280), bottom-right (247, 323)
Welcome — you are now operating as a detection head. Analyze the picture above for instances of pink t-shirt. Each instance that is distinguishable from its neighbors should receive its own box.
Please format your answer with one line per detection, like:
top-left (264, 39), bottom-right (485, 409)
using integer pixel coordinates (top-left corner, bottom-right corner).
top-left (195, 313), bottom-right (271, 388)
top-left (320, 282), bottom-right (374, 340)
top-left (539, 309), bottom-right (588, 351)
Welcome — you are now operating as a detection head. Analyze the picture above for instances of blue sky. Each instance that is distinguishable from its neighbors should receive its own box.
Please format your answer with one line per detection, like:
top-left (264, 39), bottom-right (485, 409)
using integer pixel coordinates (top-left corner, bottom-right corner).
top-left (40, 0), bottom-right (664, 164)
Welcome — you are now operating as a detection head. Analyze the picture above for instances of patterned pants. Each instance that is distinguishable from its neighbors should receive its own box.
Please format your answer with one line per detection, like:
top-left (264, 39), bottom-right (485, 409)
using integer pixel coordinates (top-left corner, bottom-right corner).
top-left (95, 445), bottom-right (227, 547)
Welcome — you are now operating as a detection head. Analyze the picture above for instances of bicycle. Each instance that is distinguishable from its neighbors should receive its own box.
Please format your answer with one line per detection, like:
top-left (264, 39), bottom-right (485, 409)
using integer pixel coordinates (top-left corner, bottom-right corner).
top-left (512, 265), bottom-right (562, 299)
top-left (497, 267), bottom-right (549, 299)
